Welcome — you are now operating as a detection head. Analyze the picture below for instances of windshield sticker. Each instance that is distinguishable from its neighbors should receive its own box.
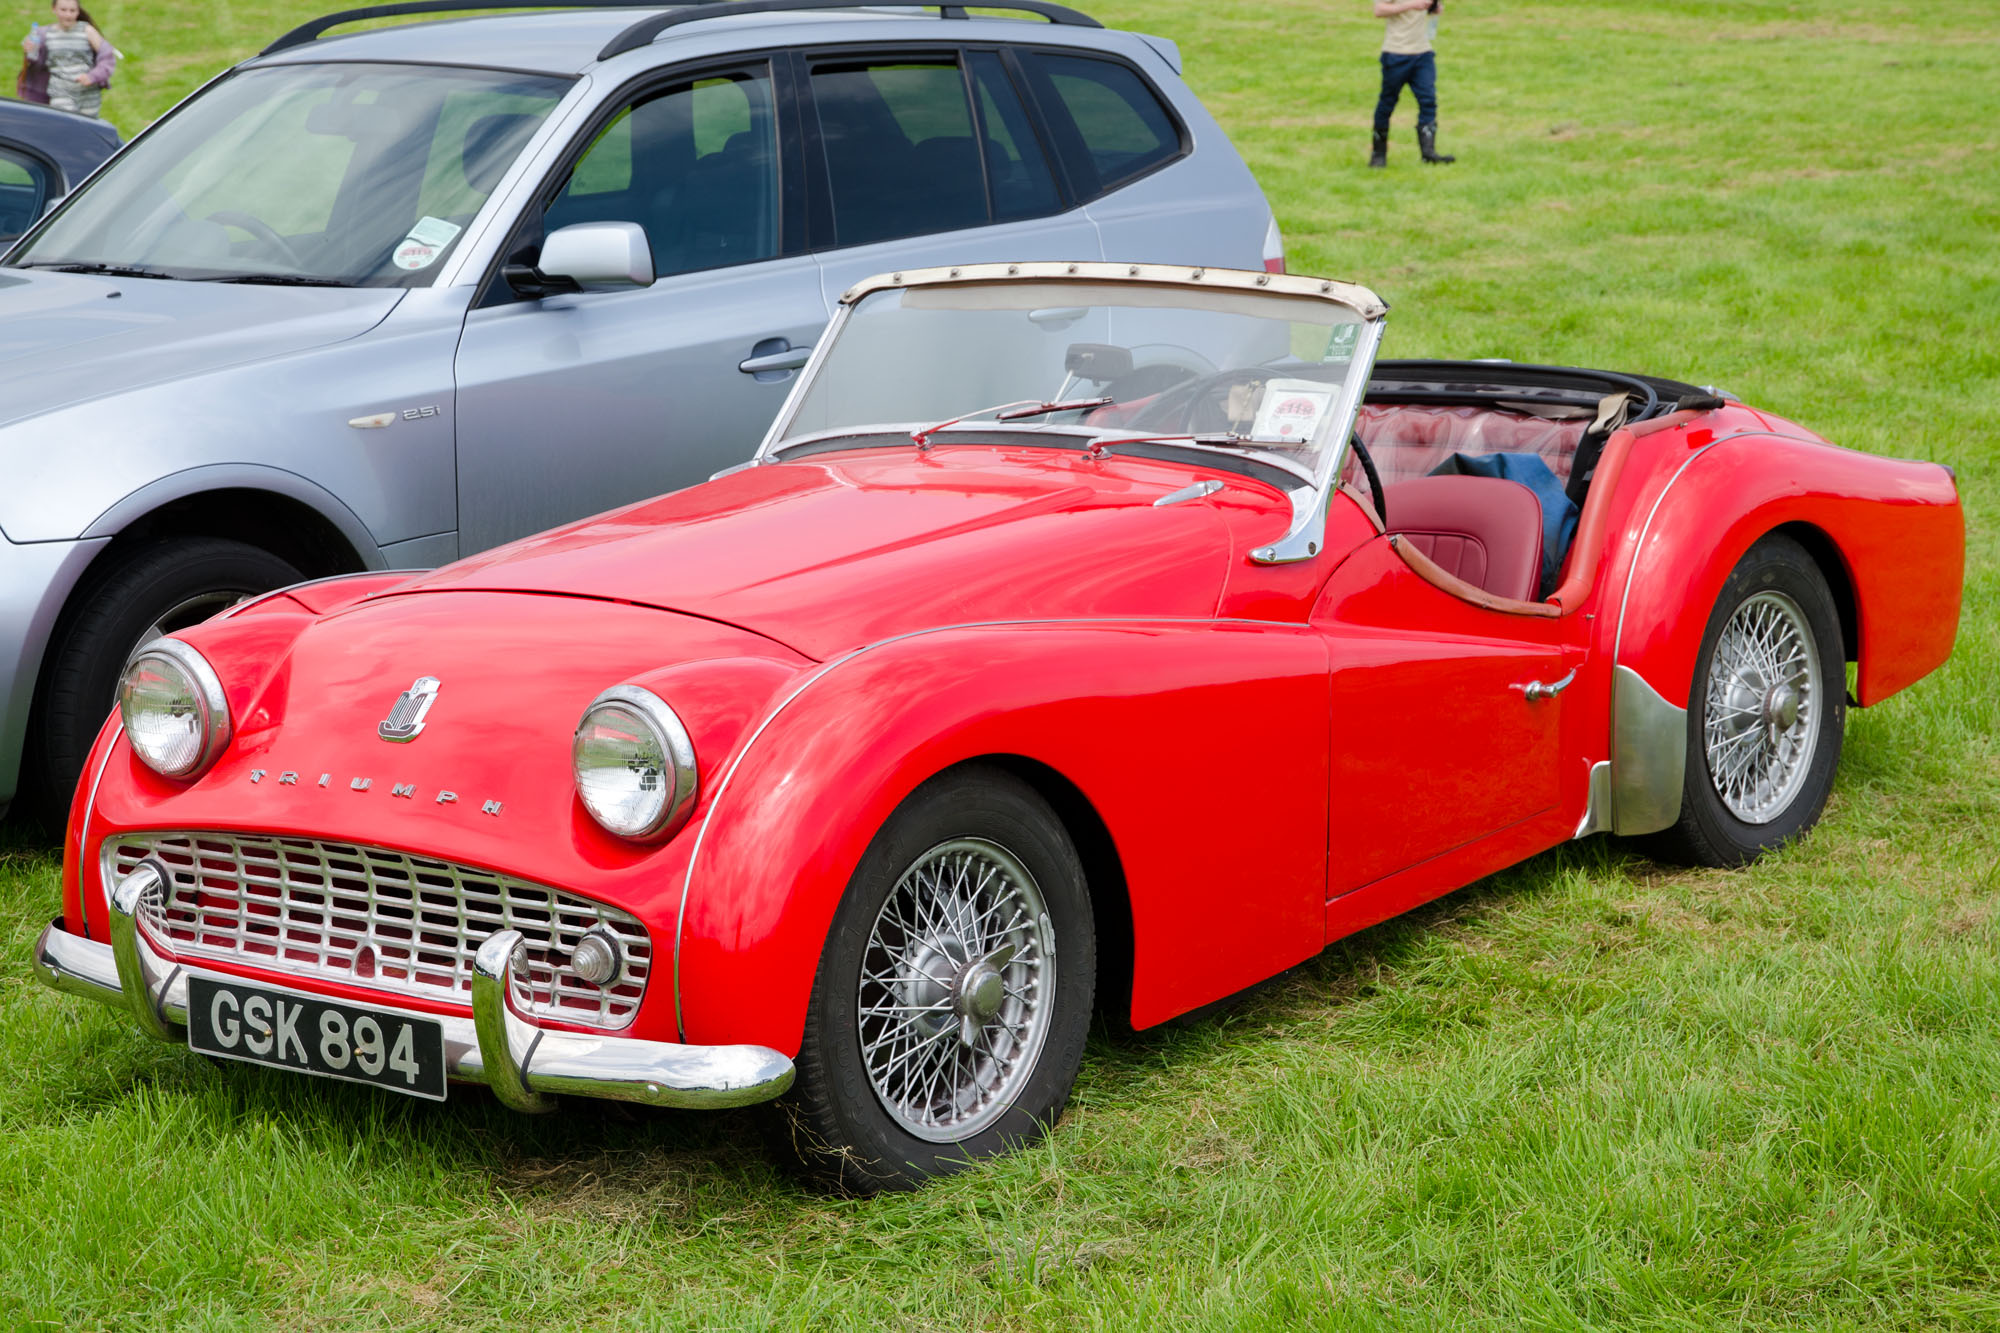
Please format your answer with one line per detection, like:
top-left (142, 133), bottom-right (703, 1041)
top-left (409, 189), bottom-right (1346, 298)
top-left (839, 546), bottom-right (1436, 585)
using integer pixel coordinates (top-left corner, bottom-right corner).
top-left (406, 216), bottom-right (463, 248)
top-left (1249, 379), bottom-right (1335, 446)
top-left (392, 217), bottom-right (463, 271)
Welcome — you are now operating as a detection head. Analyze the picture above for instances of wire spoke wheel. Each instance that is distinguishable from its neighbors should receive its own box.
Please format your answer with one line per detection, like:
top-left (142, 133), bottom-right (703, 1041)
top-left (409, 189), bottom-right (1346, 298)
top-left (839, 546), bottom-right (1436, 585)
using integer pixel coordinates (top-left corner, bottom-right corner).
top-left (857, 837), bottom-right (1054, 1142)
top-left (1702, 589), bottom-right (1822, 824)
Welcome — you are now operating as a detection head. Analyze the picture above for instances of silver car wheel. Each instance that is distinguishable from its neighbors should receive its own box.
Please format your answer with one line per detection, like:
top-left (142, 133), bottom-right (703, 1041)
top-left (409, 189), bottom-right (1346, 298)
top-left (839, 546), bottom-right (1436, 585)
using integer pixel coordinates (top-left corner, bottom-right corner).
top-left (1703, 589), bottom-right (1823, 824)
top-left (857, 837), bottom-right (1055, 1143)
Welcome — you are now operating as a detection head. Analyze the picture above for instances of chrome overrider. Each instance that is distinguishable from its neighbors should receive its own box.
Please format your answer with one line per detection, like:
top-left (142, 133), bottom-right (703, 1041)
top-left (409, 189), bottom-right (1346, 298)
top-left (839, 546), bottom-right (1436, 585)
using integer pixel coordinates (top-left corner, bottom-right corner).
top-left (31, 860), bottom-right (795, 1111)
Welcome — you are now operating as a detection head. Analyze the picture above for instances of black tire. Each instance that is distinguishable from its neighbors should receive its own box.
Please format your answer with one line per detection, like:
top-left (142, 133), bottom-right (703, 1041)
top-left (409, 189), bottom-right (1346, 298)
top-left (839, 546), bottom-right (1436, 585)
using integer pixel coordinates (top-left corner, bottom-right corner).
top-left (22, 537), bottom-right (301, 824)
top-left (1645, 533), bottom-right (1846, 868)
top-left (774, 765), bottom-right (1095, 1193)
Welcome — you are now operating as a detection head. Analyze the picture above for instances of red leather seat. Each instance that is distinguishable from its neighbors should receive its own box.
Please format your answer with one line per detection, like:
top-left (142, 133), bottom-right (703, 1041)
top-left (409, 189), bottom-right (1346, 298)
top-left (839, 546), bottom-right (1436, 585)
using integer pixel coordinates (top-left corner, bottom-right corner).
top-left (1383, 475), bottom-right (1545, 603)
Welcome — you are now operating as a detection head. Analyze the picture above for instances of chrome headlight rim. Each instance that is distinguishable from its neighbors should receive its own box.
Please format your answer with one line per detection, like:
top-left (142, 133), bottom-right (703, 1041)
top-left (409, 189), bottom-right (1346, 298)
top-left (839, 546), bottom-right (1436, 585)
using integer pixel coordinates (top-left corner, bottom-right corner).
top-left (120, 637), bottom-right (232, 780)
top-left (572, 684), bottom-right (699, 843)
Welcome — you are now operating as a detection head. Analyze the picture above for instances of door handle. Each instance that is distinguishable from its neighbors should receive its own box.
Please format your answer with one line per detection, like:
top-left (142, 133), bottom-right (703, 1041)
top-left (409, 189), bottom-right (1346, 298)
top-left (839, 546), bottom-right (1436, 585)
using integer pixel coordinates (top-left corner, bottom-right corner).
top-left (738, 341), bottom-right (813, 376)
top-left (1516, 668), bottom-right (1577, 702)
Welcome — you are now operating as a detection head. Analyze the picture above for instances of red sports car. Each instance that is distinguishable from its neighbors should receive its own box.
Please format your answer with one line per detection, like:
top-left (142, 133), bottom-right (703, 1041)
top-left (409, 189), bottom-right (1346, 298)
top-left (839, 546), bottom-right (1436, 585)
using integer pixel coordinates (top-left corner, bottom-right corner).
top-left (34, 263), bottom-right (1963, 1191)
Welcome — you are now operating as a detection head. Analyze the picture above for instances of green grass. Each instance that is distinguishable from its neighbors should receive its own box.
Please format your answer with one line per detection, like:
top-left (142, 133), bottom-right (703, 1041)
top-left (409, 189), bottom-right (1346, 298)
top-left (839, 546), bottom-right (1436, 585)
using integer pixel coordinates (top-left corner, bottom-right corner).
top-left (6, 0), bottom-right (2000, 1327)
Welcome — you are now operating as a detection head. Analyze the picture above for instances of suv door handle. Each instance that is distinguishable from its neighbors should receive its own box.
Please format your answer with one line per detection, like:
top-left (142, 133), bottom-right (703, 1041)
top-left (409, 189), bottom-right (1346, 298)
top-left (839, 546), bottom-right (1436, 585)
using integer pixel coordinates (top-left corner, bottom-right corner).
top-left (738, 340), bottom-right (813, 376)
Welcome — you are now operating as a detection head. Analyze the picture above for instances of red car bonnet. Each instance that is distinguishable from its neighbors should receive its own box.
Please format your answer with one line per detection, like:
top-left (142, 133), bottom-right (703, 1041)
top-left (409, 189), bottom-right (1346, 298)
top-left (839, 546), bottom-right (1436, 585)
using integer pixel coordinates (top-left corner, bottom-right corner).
top-left (398, 446), bottom-right (1268, 660)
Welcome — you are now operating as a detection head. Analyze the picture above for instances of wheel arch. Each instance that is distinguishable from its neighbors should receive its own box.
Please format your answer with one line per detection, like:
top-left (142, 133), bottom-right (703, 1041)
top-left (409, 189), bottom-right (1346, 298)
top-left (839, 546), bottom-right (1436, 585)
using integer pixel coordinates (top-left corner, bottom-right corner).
top-left (981, 754), bottom-right (1136, 1032)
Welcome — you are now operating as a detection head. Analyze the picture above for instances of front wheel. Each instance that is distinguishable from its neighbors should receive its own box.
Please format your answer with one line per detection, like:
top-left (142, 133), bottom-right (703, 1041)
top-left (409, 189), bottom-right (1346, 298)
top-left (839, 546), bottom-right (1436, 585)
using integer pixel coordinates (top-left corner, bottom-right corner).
top-left (1645, 533), bottom-right (1847, 868)
top-left (776, 765), bottom-right (1095, 1193)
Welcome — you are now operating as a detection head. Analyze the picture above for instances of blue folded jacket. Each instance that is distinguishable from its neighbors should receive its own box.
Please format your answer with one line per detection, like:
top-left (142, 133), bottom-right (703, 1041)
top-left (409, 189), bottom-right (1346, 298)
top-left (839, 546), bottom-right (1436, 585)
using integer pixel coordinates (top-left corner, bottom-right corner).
top-left (1427, 451), bottom-right (1580, 598)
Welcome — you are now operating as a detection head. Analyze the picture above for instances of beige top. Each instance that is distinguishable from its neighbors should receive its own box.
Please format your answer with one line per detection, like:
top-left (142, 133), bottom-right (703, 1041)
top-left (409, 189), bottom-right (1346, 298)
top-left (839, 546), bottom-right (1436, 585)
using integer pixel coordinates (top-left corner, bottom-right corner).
top-left (1382, 7), bottom-right (1433, 55)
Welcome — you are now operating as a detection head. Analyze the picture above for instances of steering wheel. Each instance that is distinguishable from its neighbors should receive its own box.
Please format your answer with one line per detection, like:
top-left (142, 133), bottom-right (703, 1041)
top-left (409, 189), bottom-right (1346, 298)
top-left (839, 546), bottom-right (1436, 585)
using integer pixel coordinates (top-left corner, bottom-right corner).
top-left (1349, 431), bottom-right (1388, 525)
top-left (1126, 366), bottom-right (1272, 436)
top-left (205, 210), bottom-right (306, 269)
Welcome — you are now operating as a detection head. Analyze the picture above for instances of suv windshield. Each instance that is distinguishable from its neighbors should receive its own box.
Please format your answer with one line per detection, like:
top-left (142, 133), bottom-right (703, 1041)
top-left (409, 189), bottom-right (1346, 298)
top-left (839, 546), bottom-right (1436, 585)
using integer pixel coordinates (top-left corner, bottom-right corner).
top-left (12, 62), bottom-right (570, 286)
top-left (772, 278), bottom-right (1376, 481)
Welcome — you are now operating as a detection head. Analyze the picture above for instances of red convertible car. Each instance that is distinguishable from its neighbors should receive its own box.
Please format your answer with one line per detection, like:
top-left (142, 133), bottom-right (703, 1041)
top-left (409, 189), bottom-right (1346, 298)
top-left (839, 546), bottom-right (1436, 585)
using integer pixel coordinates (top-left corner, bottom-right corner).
top-left (34, 263), bottom-right (1963, 1191)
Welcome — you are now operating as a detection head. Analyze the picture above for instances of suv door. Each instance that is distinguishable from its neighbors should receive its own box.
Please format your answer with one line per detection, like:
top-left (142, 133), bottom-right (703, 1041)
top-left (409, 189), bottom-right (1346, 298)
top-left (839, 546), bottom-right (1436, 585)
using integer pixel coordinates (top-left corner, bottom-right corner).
top-left (801, 47), bottom-right (1100, 310)
top-left (452, 60), bottom-right (826, 553)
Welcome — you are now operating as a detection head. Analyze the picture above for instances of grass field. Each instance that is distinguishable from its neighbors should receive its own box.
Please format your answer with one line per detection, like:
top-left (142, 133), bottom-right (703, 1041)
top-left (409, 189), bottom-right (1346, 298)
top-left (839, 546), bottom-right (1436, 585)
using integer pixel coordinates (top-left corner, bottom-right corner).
top-left (5, 0), bottom-right (1999, 1327)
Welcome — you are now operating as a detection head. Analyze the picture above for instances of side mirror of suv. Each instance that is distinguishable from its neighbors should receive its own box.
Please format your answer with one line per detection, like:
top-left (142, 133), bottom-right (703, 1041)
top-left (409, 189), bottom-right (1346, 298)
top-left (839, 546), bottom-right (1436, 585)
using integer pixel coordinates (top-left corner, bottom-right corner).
top-left (506, 222), bottom-right (655, 297)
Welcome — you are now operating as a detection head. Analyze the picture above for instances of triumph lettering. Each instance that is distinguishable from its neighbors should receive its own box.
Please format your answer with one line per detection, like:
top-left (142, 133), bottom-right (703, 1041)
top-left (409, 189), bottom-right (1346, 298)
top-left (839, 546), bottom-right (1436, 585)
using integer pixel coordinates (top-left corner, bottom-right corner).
top-left (351, 778), bottom-right (372, 791)
top-left (391, 783), bottom-right (416, 798)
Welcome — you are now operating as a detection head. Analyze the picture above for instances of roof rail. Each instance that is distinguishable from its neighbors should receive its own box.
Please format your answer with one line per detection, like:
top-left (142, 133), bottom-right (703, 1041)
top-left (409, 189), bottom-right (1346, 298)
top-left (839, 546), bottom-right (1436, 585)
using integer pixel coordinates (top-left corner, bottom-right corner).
top-left (262, 0), bottom-right (700, 56)
top-left (600, 0), bottom-right (1101, 61)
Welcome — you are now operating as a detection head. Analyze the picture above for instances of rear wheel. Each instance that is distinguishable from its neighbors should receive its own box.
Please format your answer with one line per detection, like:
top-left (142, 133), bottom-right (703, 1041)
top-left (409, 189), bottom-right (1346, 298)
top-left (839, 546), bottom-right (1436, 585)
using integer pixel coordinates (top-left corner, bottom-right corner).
top-left (23, 537), bottom-right (300, 823)
top-left (1645, 533), bottom-right (1846, 868)
top-left (775, 765), bottom-right (1095, 1193)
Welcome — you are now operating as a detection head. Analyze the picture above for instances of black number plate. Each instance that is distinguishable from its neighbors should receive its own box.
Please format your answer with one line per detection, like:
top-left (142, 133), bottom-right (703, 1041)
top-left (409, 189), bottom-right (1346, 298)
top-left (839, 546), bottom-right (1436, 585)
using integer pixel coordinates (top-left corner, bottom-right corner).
top-left (186, 974), bottom-right (447, 1101)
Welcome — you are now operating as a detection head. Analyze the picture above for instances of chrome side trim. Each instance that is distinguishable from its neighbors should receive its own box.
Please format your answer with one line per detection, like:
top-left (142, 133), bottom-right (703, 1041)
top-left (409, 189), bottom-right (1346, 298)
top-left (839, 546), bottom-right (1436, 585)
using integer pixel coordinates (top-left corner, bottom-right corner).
top-left (72, 720), bottom-right (125, 939)
top-left (1610, 665), bottom-right (1688, 836)
top-left (33, 915), bottom-right (795, 1112)
top-left (1572, 760), bottom-right (1613, 838)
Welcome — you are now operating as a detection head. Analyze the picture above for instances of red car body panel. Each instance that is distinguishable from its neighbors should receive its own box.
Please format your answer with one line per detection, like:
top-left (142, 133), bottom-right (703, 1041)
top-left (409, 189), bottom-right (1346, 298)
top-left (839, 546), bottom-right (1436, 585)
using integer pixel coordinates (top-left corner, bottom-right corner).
top-left (56, 403), bottom-right (1965, 1061)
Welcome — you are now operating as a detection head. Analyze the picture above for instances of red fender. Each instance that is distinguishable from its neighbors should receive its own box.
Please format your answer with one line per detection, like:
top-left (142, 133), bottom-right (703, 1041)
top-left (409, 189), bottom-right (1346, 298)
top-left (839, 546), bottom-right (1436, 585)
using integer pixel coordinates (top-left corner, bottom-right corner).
top-left (675, 620), bottom-right (1332, 1053)
top-left (1612, 430), bottom-right (1962, 710)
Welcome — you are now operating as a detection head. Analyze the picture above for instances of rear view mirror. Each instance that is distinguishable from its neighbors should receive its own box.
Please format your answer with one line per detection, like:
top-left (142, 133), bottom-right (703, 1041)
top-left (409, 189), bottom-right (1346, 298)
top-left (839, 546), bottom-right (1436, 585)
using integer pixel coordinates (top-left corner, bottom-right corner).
top-left (537, 222), bottom-right (654, 292)
top-left (1065, 342), bottom-right (1133, 383)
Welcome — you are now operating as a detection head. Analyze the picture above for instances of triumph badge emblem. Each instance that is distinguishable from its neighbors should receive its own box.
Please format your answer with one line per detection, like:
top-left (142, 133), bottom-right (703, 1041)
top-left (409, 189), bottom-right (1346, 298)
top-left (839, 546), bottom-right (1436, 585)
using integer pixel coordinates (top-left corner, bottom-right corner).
top-left (378, 676), bottom-right (442, 743)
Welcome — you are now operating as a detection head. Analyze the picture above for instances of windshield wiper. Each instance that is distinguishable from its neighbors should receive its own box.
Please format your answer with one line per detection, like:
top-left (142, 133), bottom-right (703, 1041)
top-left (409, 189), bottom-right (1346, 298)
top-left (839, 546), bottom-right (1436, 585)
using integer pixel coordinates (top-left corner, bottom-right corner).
top-left (21, 261), bottom-right (177, 280)
top-left (201, 273), bottom-right (350, 287)
top-left (910, 397), bottom-right (1113, 451)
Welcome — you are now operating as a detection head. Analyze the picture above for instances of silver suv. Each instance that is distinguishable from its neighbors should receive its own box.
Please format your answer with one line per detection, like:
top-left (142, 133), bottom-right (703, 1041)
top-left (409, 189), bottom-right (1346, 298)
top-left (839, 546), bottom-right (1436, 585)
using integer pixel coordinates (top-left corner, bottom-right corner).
top-left (0, 0), bottom-right (1283, 817)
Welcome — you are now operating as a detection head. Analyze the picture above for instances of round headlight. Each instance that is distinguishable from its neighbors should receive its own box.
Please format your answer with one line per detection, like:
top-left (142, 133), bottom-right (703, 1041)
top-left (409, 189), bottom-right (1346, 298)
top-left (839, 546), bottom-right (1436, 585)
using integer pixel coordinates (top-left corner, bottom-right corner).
top-left (119, 639), bottom-right (231, 779)
top-left (572, 685), bottom-right (698, 842)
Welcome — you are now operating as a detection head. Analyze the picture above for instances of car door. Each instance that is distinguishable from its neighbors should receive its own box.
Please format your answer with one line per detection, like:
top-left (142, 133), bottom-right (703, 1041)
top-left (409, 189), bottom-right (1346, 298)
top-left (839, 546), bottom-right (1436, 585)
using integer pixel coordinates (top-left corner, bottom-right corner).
top-left (452, 59), bottom-right (828, 555)
top-left (799, 46), bottom-right (1101, 313)
top-left (1311, 534), bottom-right (1574, 922)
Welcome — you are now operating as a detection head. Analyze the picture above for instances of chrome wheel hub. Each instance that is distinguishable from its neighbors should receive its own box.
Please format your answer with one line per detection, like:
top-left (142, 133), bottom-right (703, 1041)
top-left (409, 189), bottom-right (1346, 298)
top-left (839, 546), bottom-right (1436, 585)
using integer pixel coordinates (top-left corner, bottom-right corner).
top-left (1703, 590), bottom-right (1821, 824)
top-left (857, 838), bottom-right (1054, 1142)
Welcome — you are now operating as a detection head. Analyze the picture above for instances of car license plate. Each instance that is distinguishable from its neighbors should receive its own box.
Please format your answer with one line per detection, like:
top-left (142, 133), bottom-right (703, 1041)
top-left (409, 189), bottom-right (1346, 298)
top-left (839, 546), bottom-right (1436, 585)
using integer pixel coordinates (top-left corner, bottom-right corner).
top-left (186, 974), bottom-right (447, 1101)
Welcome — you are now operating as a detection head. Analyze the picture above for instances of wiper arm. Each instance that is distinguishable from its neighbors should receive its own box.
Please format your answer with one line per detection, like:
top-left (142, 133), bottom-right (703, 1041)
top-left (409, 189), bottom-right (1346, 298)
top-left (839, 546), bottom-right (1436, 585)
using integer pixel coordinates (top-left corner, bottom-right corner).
top-left (910, 397), bottom-right (1113, 451)
top-left (202, 273), bottom-right (349, 287)
top-left (22, 261), bottom-right (176, 280)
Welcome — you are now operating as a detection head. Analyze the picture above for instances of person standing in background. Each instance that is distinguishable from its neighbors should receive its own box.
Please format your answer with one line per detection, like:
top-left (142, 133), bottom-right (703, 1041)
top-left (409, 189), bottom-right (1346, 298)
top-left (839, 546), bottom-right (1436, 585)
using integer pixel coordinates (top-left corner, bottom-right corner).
top-left (1369, 0), bottom-right (1454, 167)
top-left (18, 0), bottom-right (116, 117)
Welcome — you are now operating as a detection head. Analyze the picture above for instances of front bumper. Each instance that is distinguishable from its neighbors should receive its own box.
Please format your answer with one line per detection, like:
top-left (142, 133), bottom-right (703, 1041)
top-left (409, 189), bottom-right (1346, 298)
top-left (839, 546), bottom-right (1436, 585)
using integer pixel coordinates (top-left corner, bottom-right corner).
top-left (32, 862), bottom-right (794, 1112)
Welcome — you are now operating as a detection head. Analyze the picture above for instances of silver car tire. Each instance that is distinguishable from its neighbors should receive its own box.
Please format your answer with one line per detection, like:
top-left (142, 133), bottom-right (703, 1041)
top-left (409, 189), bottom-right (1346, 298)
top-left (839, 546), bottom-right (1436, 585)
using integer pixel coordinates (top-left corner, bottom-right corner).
top-left (775, 764), bottom-right (1096, 1194)
top-left (1646, 533), bottom-right (1847, 868)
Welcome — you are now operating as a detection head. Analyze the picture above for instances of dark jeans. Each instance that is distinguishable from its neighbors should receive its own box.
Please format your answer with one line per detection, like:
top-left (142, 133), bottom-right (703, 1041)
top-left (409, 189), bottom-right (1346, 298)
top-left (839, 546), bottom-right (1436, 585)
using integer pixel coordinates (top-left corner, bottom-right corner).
top-left (1374, 50), bottom-right (1438, 132)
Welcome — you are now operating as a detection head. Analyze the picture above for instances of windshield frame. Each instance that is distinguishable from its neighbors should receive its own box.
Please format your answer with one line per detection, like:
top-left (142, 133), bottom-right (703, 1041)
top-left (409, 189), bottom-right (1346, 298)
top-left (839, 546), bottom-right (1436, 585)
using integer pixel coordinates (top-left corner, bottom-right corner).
top-left (5, 58), bottom-right (581, 288)
top-left (755, 262), bottom-right (1390, 565)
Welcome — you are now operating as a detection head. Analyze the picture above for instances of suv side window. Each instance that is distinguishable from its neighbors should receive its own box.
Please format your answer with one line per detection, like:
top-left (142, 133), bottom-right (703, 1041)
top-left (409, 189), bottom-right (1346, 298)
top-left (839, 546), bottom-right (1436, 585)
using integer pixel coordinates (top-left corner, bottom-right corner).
top-left (544, 66), bottom-right (780, 278)
top-left (1017, 51), bottom-right (1185, 201)
top-left (0, 147), bottom-right (52, 242)
top-left (807, 53), bottom-right (1061, 248)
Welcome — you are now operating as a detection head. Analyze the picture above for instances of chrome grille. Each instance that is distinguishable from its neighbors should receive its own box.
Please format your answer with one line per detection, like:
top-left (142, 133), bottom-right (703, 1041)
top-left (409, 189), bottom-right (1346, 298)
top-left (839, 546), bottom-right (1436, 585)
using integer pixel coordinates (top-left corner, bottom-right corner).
top-left (105, 832), bottom-right (651, 1030)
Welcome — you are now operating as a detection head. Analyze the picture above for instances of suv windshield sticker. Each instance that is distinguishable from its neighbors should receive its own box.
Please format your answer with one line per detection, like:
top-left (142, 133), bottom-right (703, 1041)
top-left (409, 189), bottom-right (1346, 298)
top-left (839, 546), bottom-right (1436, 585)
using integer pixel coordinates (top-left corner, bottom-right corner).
top-left (393, 216), bottom-right (463, 270)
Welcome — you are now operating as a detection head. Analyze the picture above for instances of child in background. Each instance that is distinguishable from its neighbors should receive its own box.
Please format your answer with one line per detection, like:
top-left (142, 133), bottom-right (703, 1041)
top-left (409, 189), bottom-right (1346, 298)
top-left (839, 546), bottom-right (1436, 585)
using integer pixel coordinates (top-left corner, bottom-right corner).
top-left (18, 0), bottom-right (116, 117)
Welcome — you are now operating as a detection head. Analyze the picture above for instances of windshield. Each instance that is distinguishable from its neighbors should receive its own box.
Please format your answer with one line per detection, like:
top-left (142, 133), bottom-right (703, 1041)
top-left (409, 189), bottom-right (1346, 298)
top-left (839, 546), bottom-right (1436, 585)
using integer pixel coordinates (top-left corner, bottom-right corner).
top-left (773, 280), bottom-right (1375, 480)
top-left (11, 62), bottom-right (571, 286)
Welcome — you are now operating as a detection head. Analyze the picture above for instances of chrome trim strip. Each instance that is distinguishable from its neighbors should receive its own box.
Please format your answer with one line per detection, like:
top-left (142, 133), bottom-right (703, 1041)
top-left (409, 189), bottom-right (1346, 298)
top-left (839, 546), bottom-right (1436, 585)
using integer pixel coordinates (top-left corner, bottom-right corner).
top-left (33, 916), bottom-right (795, 1112)
top-left (671, 613), bottom-right (1320, 1037)
top-left (1252, 317), bottom-right (1385, 565)
top-left (835, 261), bottom-right (1389, 319)
top-left (756, 300), bottom-right (853, 460)
top-left (217, 570), bottom-right (426, 621)
top-left (1572, 760), bottom-right (1613, 838)
top-left (1610, 664), bottom-right (1689, 836)
top-left (73, 720), bottom-right (124, 939)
